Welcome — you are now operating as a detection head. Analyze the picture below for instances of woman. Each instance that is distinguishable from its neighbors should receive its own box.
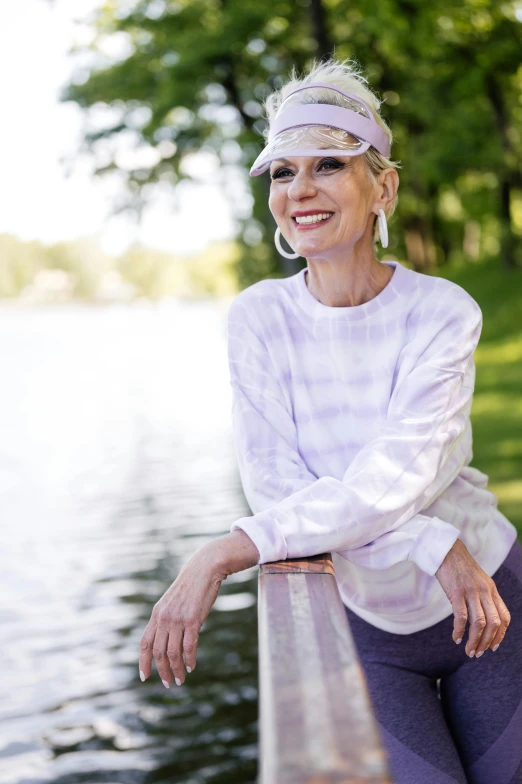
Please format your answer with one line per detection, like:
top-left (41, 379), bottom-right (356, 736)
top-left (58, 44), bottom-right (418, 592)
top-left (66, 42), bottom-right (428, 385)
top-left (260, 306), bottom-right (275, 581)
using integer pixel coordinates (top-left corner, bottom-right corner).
top-left (139, 57), bottom-right (522, 782)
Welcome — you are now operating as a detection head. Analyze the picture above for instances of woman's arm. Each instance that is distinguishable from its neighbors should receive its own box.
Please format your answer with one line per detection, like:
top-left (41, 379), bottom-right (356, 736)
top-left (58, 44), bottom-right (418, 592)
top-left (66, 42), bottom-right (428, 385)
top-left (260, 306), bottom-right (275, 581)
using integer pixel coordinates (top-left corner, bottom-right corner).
top-left (207, 528), bottom-right (261, 575)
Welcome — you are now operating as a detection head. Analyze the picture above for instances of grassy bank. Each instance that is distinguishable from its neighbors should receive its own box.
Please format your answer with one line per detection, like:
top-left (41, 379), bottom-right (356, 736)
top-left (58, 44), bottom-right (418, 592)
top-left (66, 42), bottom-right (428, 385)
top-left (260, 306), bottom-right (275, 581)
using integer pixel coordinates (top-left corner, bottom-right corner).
top-left (433, 258), bottom-right (522, 534)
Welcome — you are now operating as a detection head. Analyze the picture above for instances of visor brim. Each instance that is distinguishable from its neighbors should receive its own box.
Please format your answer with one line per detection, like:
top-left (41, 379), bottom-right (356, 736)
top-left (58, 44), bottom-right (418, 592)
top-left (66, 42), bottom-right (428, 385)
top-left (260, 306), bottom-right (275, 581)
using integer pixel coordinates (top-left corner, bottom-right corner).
top-left (249, 141), bottom-right (371, 177)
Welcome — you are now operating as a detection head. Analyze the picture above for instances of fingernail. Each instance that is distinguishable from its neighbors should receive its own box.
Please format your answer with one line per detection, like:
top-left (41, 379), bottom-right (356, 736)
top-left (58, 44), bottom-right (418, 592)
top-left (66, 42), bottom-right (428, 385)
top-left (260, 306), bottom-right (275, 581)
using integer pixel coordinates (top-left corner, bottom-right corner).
top-left (175, 677), bottom-right (181, 686)
top-left (492, 644), bottom-right (499, 651)
top-left (139, 669), bottom-right (145, 681)
top-left (469, 650), bottom-right (475, 658)
top-left (476, 651), bottom-right (484, 658)
top-left (455, 638), bottom-right (462, 645)
top-left (186, 666), bottom-right (192, 673)
top-left (162, 679), bottom-right (170, 689)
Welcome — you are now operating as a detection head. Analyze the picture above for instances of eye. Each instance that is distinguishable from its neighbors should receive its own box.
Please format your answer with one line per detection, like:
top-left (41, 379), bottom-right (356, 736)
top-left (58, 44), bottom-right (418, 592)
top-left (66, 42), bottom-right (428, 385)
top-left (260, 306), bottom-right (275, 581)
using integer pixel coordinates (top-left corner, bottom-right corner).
top-left (270, 167), bottom-right (291, 180)
top-left (319, 157), bottom-right (344, 170)
top-left (270, 157), bottom-right (344, 180)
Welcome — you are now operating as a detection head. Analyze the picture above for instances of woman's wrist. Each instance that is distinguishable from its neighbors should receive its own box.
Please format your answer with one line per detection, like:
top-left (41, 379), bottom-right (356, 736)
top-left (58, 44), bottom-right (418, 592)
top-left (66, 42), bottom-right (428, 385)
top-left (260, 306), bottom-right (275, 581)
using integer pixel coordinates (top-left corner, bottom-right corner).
top-left (436, 537), bottom-right (468, 576)
top-left (204, 529), bottom-right (260, 580)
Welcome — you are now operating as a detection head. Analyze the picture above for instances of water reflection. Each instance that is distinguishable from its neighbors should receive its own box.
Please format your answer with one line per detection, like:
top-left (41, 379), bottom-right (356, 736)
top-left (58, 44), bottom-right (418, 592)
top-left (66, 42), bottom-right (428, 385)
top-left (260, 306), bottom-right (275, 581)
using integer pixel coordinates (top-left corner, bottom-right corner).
top-left (0, 299), bottom-right (259, 783)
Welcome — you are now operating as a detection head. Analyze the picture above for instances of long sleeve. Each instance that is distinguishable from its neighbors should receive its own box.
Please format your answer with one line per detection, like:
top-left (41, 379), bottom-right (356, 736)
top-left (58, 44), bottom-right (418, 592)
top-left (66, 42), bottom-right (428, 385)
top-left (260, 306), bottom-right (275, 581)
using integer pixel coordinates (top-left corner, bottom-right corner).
top-left (228, 305), bottom-right (319, 511)
top-left (227, 295), bottom-right (478, 575)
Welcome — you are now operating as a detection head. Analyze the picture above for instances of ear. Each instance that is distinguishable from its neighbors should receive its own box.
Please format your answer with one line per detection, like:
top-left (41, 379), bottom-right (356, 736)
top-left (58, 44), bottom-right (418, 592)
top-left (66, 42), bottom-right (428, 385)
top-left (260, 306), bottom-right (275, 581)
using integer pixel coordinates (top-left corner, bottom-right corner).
top-left (372, 168), bottom-right (399, 215)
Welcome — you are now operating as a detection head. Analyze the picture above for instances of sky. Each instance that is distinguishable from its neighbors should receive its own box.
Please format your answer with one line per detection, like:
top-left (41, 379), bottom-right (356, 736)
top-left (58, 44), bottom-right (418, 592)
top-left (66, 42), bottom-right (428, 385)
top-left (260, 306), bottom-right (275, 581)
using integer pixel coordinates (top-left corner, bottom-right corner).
top-left (0, 0), bottom-right (242, 257)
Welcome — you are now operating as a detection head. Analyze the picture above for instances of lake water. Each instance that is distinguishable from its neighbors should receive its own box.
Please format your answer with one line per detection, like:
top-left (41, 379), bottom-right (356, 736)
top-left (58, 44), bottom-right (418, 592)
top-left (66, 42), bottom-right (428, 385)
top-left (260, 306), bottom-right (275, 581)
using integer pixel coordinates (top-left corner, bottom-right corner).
top-left (0, 299), bottom-right (259, 784)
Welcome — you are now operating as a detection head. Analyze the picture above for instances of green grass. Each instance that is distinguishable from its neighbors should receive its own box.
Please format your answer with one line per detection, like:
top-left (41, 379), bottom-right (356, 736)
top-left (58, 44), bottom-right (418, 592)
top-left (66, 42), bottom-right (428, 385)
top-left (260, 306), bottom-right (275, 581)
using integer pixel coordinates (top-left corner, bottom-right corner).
top-left (432, 257), bottom-right (522, 533)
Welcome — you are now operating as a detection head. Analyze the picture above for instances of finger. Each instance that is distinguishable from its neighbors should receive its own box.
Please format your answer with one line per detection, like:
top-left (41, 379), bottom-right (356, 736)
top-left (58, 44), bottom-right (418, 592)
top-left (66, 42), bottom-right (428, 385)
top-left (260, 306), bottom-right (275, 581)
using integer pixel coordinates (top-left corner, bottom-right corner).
top-left (451, 595), bottom-right (468, 645)
top-left (465, 594), bottom-right (486, 658)
top-left (473, 592), bottom-right (501, 657)
top-left (182, 622), bottom-right (200, 674)
top-left (166, 626), bottom-right (185, 686)
top-left (152, 626), bottom-right (172, 687)
top-left (489, 586), bottom-right (511, 651)
top-left (139, 620), bottom-right (157, 680)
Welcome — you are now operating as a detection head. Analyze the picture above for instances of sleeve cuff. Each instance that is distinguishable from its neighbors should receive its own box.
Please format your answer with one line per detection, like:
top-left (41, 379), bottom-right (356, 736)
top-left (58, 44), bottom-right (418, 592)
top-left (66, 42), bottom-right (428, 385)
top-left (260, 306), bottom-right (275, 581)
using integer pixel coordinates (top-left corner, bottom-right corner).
top-left (408, 517), bottom-right (460, 576)
top-left (230, 510), bottom-right (288, 565)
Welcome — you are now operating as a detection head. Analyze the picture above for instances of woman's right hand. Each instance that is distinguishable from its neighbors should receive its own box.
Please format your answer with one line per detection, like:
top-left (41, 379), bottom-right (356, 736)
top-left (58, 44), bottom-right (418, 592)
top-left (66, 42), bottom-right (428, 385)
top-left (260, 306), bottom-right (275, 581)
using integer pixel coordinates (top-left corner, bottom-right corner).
top-left (435, 538), bottom-right (511, 658)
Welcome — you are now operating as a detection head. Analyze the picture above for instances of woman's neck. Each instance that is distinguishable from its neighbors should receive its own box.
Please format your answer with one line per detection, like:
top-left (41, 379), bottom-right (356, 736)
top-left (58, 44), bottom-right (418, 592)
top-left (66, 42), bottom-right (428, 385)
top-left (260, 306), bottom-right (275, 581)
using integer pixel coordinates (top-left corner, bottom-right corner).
top-left (304, 260), bottom-right (394, 308)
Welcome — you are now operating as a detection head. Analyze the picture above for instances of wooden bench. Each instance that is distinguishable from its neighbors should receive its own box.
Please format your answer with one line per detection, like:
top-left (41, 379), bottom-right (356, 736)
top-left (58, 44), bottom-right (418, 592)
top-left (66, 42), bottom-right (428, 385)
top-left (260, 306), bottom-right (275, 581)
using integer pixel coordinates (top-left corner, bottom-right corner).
top-left (257, 553), bottom-right (394, 783)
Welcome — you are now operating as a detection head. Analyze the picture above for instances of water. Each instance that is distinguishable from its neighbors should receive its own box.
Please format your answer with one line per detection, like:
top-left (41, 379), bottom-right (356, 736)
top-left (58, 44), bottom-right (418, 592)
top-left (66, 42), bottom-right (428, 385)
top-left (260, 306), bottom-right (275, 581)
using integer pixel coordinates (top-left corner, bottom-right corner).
top-left (0, 299), bottom-right (259, 784)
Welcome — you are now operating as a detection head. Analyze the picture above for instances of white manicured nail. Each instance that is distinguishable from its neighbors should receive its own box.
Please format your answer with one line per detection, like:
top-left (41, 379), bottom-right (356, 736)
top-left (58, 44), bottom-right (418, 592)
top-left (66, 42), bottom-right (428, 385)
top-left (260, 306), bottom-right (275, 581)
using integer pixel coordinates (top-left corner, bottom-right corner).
top-left (175, 677), bottom-right (181, 686)
top-left (139, 669), bottom-right (145, 681)
top-left (162, 679), bottom-right (170, 688)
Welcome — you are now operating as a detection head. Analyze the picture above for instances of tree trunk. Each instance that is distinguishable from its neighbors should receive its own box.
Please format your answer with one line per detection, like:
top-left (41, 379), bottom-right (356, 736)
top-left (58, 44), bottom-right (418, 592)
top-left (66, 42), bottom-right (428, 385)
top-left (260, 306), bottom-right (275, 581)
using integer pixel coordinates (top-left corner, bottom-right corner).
top-left (309, 0), bottom-right (333, 59)
top-left (404, 217), bottom-right (437, 273)
top-left (485, 74), bottom-right (518, 269)
top-left (499, 178), bottom-right (516, 269)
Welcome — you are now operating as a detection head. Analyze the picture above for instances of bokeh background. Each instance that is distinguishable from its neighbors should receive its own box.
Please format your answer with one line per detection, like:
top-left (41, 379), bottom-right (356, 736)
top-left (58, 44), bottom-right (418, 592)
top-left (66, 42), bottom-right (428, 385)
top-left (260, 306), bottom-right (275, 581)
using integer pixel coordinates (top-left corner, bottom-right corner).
top-left (1, 1), bottom-right (521, 782)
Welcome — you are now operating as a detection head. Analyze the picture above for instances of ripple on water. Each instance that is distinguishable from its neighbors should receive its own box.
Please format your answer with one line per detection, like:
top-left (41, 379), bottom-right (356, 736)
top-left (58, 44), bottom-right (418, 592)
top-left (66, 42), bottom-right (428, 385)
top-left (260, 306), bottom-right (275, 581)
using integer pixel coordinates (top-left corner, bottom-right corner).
top-left (0, 300), bottom-right (259, 783)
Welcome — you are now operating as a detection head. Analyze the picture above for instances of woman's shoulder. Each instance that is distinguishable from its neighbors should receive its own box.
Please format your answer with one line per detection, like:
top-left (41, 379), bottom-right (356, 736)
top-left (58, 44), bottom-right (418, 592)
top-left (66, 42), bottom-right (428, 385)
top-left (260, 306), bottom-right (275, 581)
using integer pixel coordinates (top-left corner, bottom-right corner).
top-left (406, 267), bottom-right (482, 323)
top-left (228, 275), bottom-right (293, 323)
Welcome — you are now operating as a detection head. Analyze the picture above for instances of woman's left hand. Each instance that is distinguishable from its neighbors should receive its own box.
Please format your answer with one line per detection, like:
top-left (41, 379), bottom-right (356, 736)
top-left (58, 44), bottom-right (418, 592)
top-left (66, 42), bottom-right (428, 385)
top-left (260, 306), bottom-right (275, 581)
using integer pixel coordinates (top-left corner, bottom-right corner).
top-left (139, 542), bottom-right (227, 687)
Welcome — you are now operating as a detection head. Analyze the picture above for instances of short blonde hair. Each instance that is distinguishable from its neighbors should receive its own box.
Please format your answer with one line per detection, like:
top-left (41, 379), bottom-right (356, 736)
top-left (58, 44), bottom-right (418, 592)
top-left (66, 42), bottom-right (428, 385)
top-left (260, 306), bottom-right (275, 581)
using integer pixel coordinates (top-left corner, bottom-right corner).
top-left (263, 56), bottom-right (402, 246)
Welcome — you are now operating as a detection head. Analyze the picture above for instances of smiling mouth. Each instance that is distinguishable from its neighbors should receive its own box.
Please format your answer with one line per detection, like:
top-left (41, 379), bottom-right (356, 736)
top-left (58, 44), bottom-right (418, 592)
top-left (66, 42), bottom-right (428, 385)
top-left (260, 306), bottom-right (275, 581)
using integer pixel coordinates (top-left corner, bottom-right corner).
top-left (292, 213), bottom-right (334, 229)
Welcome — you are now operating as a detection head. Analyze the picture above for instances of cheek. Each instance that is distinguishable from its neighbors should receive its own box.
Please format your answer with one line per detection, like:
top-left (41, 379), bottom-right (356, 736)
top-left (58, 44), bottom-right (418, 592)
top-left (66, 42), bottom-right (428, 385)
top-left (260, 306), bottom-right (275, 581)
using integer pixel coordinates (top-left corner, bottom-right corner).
top-left (338, 195), bottom-right (365, 222)
top-left (268, 190), bottom-right (284, 217)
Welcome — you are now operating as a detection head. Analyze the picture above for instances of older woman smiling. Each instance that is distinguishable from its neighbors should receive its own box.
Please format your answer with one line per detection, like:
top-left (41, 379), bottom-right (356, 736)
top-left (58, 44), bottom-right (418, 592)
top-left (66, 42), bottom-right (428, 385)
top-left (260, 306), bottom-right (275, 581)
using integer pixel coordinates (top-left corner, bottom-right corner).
top-left (140, 57), bottom-right (522, 784)
top-left (269, 152), bottom-right (396, 308)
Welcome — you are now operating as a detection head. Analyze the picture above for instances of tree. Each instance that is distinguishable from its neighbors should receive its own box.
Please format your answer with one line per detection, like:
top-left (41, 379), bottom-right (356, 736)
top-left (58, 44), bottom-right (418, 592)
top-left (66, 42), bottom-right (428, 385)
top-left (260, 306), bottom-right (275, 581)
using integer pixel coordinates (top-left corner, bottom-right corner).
top-left (55, 0), bottom-right (522, 285)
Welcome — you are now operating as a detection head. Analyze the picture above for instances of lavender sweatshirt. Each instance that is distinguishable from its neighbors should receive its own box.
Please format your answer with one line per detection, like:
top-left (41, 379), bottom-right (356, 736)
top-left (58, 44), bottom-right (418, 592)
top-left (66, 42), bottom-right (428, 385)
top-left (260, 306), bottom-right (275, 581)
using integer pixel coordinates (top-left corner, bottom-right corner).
top-left (227, 260), bottom-right (518, 633)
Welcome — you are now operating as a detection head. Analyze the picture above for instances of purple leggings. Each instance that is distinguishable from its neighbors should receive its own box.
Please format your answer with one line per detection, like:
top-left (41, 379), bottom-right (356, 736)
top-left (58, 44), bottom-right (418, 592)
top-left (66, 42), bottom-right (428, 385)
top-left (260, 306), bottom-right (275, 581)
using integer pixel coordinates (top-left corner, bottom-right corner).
top-left (344, 537), bottom-right (522, 784)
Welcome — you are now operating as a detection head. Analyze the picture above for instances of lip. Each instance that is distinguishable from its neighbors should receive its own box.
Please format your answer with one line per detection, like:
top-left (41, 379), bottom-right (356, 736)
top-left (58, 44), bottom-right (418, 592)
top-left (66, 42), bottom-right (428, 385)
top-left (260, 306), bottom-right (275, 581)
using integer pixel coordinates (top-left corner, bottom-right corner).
top-left (292, 213), bottom-right (335, 230)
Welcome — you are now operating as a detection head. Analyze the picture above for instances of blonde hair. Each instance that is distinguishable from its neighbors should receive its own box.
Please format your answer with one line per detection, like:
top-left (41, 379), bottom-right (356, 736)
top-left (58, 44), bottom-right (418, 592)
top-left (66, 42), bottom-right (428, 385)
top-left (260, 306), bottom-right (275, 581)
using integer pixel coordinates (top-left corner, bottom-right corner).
top-left (263, 56), bottom-right (402, 246)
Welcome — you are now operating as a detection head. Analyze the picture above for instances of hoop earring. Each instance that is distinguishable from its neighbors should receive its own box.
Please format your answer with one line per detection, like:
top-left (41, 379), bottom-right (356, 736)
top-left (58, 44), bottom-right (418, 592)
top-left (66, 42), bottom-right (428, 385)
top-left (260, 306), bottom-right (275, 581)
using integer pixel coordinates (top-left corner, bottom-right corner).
top-left (378, 209), bottom-right (388, 248)
top-left (274, 226), bottom-right (300, 259)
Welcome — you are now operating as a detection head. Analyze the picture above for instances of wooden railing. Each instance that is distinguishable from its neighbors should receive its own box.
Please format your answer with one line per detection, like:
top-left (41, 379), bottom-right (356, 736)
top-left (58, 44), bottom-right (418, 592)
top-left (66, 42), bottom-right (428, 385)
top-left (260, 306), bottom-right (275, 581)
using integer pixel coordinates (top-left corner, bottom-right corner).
top-left (257, 553), bottom-right (394, 784)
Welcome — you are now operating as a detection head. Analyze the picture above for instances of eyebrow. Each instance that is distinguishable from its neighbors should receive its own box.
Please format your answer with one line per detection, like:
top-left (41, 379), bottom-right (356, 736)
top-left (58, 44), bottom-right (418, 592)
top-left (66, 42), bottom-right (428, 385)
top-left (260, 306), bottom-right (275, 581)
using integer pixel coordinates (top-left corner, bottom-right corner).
top-left (270, 158), bottom-right (295, 168)
top-left (271, 151), bottom-right (328, 166)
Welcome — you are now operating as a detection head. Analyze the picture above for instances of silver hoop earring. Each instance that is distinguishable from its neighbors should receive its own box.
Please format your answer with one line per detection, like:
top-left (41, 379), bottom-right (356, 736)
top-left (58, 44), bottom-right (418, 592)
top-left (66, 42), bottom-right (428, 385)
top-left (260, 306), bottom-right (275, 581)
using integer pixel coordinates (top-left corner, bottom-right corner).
top-left (378, 209), bottom-right (388, 248)
top-left (274, 226), bottom-right (300, 259)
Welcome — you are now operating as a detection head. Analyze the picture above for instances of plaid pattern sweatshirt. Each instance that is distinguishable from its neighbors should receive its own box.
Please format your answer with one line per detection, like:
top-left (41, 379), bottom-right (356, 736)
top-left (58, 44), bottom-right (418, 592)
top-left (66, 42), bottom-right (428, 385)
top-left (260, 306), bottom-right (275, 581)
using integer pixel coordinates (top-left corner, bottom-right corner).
top-left (227, 260), bottom-right (518, 633)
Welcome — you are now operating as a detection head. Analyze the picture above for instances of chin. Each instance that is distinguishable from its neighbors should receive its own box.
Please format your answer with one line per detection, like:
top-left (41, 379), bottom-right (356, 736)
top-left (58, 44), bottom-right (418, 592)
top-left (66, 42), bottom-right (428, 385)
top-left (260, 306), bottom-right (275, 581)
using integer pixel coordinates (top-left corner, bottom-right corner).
top-left (296, 241), bottom-right (335, 256)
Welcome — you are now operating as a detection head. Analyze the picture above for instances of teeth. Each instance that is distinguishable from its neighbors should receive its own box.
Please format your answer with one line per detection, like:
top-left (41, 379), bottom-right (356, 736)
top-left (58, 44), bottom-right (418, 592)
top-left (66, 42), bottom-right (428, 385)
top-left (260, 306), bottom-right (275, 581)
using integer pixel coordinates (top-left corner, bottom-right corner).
top-left (294, 212), bottom-right (333, 224)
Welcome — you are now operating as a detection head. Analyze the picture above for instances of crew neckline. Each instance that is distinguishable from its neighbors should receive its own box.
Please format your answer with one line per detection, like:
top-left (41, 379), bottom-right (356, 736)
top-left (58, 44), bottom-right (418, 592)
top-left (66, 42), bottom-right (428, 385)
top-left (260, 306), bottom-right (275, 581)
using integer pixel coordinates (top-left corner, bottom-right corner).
top-left (294, 260), bottom-right (406, 321)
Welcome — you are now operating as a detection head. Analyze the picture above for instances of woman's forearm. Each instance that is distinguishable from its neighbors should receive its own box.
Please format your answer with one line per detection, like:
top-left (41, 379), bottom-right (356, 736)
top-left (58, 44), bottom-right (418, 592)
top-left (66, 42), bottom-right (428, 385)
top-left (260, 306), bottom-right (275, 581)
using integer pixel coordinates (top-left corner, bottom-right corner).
top-left (205, 529), bottom-right (260, 579)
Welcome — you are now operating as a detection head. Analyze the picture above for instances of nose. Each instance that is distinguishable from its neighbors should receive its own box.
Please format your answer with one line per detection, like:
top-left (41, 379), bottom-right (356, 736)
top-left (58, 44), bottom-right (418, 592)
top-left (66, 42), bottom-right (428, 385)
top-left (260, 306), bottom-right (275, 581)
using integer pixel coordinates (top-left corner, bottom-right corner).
top-left (286, 168), bottom-right (317, 201)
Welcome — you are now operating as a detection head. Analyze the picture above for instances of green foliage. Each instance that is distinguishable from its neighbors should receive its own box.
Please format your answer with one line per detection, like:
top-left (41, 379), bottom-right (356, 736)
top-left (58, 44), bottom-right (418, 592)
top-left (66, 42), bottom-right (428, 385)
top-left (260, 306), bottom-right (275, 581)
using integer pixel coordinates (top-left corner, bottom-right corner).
top-left (0, 234), bottom-right (112, 299)
top-left (53, 0), bottom-right (522, 287)
top-left (0, 233), bottom-right (240, 301)
top-left (432, 257), bottom-right (522, 532)
top-left (0, 234), bottom-right (42, 297)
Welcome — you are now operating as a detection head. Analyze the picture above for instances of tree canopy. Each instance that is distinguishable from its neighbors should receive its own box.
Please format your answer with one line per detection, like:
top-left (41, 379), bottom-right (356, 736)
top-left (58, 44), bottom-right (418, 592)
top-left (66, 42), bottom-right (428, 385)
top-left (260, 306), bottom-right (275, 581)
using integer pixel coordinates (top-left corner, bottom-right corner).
top-left (56, 0), bottom-right (522, 286)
